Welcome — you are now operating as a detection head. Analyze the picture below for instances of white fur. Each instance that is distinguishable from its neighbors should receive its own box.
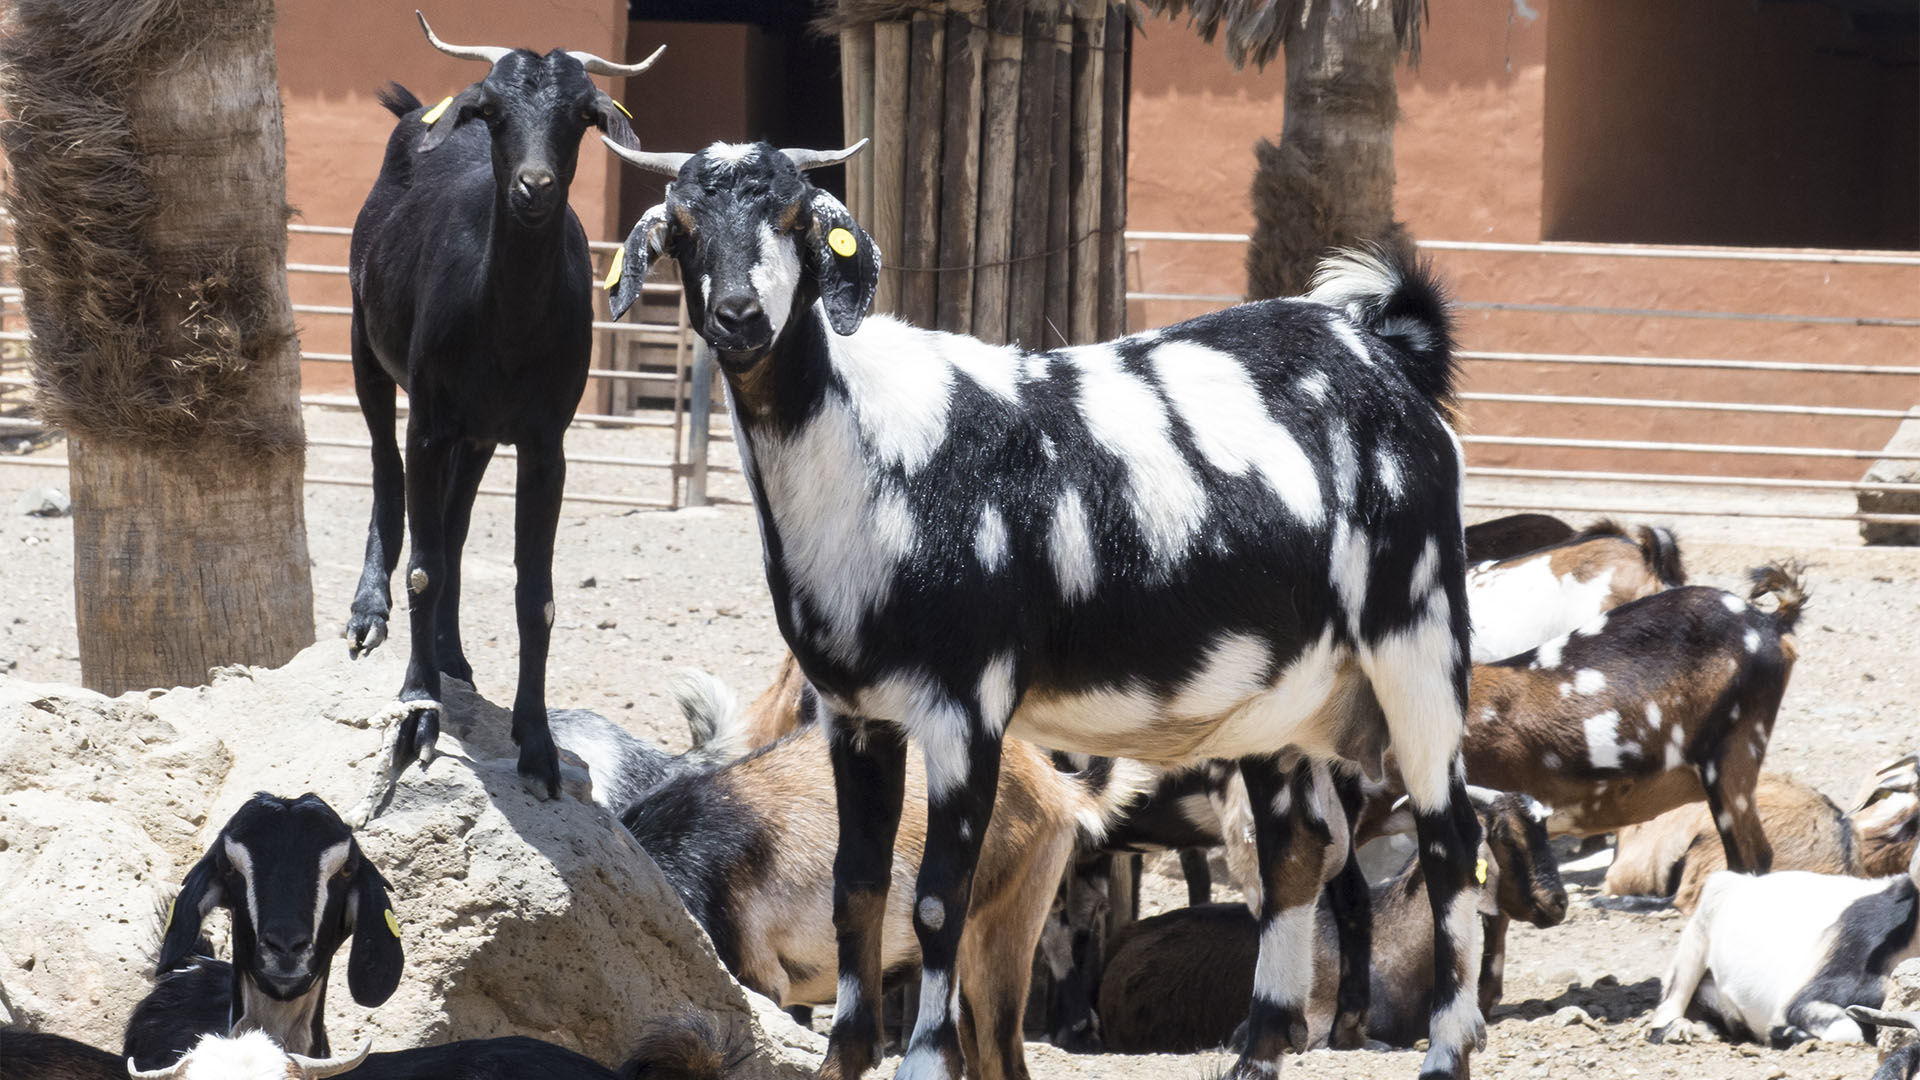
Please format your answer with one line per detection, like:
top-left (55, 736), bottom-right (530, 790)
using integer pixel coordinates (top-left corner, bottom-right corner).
top-left (1744, 628), bottom-right (1762, 653)
top-left (974, 503), bottom-right (1008, 573)
top-left (1047, 489), bottom-right (1098, 602)
top-left (233, 979), bottom-right (321, 1056)
top-left (1723, 592), bottom-right (1748, 614)
top-left (827, 315), bottom-right (955, 473)
top-left (1374, 446), bottom-right (1404, 500)
top-left (897, 968), bottom-right (960, 1080)
top-left (976, 653), bottom-right (1017, 732)
top-left (1328, 519), bottom-right (1371, 639)
top-left (1252, 904), bottom-right (1317, 1008)
top-left (943, 335), bottom-right (1024, 403)
top-left (1531, 633), bottom-right (1569, 670)
top-left (1409, 536), bottom-right (1440, 603)
top-left (1363, 593), bottom-right (1465, 812)
top-left (1468, 556), bottom-right (1616, 664)
top-left (1329, 319), bottom-right (1373, 366)
top-left (162, 1029), bottom-right (310, 1080)
top-left (1166, 633), bottom-right (1274, 720)
top-left (1584, 710), bottom-right (1624, 769)
top-left (1297, 370), bottom-right (1331, 403)
top-left (1573, 669), bottom-right (1606, 695)
top-left (1063, 343), bottom-right (1206, 563)
top-left (705, 140), bottom-right (758, 166)
top-left (1149, 340), bottom-right (1324, 526)
top-left (751, 223), bottom-right (803, 339)
top-left (1187, 629), bottom-right (1352, 763)
top-left (830, 972), bottom-right (864, 1029)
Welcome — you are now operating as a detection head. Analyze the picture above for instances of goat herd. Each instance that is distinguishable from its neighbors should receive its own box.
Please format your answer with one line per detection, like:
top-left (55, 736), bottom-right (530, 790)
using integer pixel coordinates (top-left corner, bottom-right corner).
top-left (5, 15), bottom-right (1917, 1080)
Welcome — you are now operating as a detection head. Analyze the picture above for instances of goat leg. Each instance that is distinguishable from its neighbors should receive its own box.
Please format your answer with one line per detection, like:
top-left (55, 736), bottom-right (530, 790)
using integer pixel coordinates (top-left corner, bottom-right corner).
top-left (821, 715), bottom-right (908, 1080)
top-left (433, 441), bottom-right (495, 684)
top-left (1326, 769), bottom-right (1373, 1049)
top-left (346, 323), bottom-right (403, 658)
top-left (510, 442), bottom-right (565, 799)
top-left (393, 415), bottom-right (452, 773)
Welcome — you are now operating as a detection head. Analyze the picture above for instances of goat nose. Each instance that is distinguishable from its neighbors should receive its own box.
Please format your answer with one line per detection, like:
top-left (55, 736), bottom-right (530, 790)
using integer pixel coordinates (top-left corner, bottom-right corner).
top-left (711, 295), bottom-right (764, 334)
top-left (516, 170), bottom-right (555, 195)
top-left (260, 930), bottom-right (312, 959)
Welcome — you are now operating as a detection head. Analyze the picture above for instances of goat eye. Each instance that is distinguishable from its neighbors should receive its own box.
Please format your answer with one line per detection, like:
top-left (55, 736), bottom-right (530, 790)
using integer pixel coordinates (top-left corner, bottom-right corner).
top-left (479, 103), bottom-right (497, 119)
top-left (581, 108), bottom-right (596, 123)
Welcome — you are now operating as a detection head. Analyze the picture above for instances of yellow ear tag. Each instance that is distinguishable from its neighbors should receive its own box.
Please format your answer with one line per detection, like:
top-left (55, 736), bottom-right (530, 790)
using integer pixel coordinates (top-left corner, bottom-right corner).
top-left (1474, 858), bottom-right (1489, 885)
top-left (420, 96), bottom-right (454, 125)
top-left (612, 99), bottom-right (633, 119)
top-left (602, 246), bottom-right (624, 291)
top-left (827, 227), bottom-right (858, 258)
top-left (384, 909), bottom-right (401, 938)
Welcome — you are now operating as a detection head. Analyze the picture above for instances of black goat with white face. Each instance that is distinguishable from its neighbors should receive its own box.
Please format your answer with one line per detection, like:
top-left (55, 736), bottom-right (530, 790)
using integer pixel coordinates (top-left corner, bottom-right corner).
top-left (134, 793), bottom-right (403, 1065)
top-left (343, 13), bottom-right (661, 800)
top-left (605, 141), bottom-right (1486, 1080)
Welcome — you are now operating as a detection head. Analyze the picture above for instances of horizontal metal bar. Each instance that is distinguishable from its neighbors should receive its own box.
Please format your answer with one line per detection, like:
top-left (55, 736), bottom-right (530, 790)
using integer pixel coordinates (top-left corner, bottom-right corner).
top-left (1463, 433), bottom-right (1920, 461)
top-left (287, 263), bottom-right (348, 276)
top-left (305, 436), bottom-right (704, 472)
top-left (288, 224), bottom-right (353, 236)
top-left (1453, 300), bottom-right (1920, 328)
top-left (1466, 498), bottom-right (1920, 525)
top-left (296, 351), bottom-right (688, 385)
top-left (1467, 466), bottom-right (1920, 495)
top-left (299, 393), bottom-right (676, 429)
top-left (1461, 349), bottom-right (1920, 377)
top-left (306, 473), bottom-right (670, 508)
top-left (1126, 291), bottom-right (1242, 303)
top-left (286, 304), bottom-right (687, 339)
top-left (1459, 391), bottom-right (1917, 420)
top-left (1123, 230), bottom-right (1920, 266)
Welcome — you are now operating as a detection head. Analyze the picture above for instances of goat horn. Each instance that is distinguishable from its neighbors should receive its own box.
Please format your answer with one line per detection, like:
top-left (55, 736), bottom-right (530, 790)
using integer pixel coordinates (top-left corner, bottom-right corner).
top-left (1847, 1004), bottom-right (1920, 1030)
top-left (601, 136), bottom-right (693, 178)
top-left (780, 139), bottom-right (871, 172)
top-left (290, 1038), bottom-right (373, 1078)
top-left (566, 43), bottom-right (667, 77)
top-left (415, 11), bottom-right (512, 65)
top-left (1463, 784), bottom-right (1503, 809)
top-left (126, 1057), bottom-right (187, 1080)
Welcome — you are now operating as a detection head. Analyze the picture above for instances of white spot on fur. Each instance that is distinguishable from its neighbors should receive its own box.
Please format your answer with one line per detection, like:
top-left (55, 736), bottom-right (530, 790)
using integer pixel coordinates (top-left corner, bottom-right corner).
top-left (1576, 613), bottom-right (1608, 636)
top-left (1542, 750), bottom-right (1561, 769)
top-left (1559, 682), bottom-right (1572, 699)
top-left (1363, 591), bottom-right (1465, 811)
top-left (1584, 710), bottom-right (1624, 769)
top-left (1048, 489), bottom-right (1097, 601)
top-left (1374, 446), bottom-right (1404, 500)
top-left (1410, 537), bottom-right (1439, 602)
top-left (1532, 634), bottom-right (1568, 670)
top-left (1573, 669), bottom-right (1606, 695)
top-left (944, 335), bottom-right (1023, 403)
top-left (1168, 633), bottom-right (1273, 719)
top-left (974, 503), bottom-right (1008, 572)
top-left (1327, 423), bottom-right (1359, 506)
top-left (543, 601), bottom-right (555, 628)
top-left (1665, 724), bottom-right (1685, 769)
top-left (751, 222), bottom-right (803, 339)
top-left (1722, 593), bottom-right (1747, 614)
top-left (916, 896), bottom-right (946, 932)
top-left (1329, 318), bottom-right (1373, 366)
top-left (1298, 370), bottom-right (1331, 403)
top-left (976, 654), bottom-right (1016, 733)
top-left (1744, 628), bottom-right (1761, 653)
top-left (826, 316), bottom-right (954, 474)
top-left (830, 972), bottom-right (864, 1029)
top-left (1065, 343), bottom-right (1206, 562)
top-left (1329, 519), bottom-right (1371, 637)
top-left (1150, 340), bottom-right (1324, 526)
top-left (407, 567), bottom-right (428, 595)
top-left (705, 141), bottom-right (757, 166)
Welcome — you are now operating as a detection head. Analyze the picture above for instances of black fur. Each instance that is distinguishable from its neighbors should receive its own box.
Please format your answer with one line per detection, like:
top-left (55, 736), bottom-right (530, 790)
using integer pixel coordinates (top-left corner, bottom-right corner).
top-left (1782, 878), bottom-right (1919, 1041)
top-left (1, 1029), bottom-right (121, 1080)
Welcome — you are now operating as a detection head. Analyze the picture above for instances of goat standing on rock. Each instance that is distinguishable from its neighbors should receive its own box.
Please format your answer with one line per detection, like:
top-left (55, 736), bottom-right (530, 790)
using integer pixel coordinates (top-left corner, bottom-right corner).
top-left (343, 13), bottom-right (662, 800)
top-left (606, 139), bottom-right (1487, 1080)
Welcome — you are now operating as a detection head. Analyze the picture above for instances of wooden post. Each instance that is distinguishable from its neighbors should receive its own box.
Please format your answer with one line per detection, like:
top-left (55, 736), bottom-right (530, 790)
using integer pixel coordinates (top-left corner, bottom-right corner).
top-left (1043, 19), bottom-right (1072, 347)
top-left (1098, 3), bottom-right (1129, 340)
top-left (900, 11), bottom-right (946, 328)
top-left (872, 21), bottom-right (909, 316)
top-left (935, 3), bottom-right (985, 334)
top-left (1069, 15), bottom-right (1105, 345)
top-left (971, 0), bottom-right (1022, 344)
top-left (1008, 9), bottom-right (1057, 349)
top-left (840, 27), bottom-right (875, 224)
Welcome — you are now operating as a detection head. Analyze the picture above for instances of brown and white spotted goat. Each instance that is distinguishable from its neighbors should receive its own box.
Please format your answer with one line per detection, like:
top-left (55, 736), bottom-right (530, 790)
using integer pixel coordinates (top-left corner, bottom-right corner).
top-left (1461, 563), bottom-right (1808, 872)
top-left (1466, 519), bottom-right (1685, 663)
top-left (604, 138), bottom-right (1489, 1080)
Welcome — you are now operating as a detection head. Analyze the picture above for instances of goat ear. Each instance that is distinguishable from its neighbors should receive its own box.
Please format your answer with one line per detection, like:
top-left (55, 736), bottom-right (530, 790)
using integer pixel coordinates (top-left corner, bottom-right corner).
top-left (608, 203), bottom-right (668, 321)
top-left (1473, 848), bottom-right (1500, 917)
top-left (157, 842), bottom-right (226, 973)
top-left (589, 90), bottom-right (639, 151)
top-left (417, 84), bottom-right (485, 153)
top-left (343, 844), bottom-right (404, 1007)
top-left (803, 191), bottom-right (881, 336)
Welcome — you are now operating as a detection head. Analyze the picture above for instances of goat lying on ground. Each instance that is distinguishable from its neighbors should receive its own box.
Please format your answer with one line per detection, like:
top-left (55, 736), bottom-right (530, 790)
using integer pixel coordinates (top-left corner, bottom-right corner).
top-left (1097, 789), bottom-right (1566, 1053)
top-left (1466, 519), bottom-right (1684, 663)
top-left (1451, 563), bottom-right (1808, 873)
top-left (1648, 840), bottom-right (1920, 1047)
top-left (124, 793), bottom-right (403, 1069)
top-left (617, 665), bottom-right (1151, 1080)
top-left (606, 137), bottom-right (1487, 1080)
top-left (1607, 758), bottom-right (1920, 912)
top-left (344, 14), bottom-right (662, 800)
top-left (1462, 513), bottom-right (1575, 563)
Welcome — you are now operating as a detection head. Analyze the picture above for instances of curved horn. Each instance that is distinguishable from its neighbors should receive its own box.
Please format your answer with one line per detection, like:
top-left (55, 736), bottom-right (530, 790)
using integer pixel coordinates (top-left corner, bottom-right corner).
top-left (416, 11), bottom-right (512, 66)
top-left (566, 43), bottom-right (667, 77)
top-left (600, 135), bottom-right (693, 178)
top-left (126, 1057), bottom-right (187, 1080)
top-left (780, 138), bottom-right (871, 172)
top-left (291, 1038), bottom-right (374, 1079)
top-left (1463, 784), bottom-right (1504, 809)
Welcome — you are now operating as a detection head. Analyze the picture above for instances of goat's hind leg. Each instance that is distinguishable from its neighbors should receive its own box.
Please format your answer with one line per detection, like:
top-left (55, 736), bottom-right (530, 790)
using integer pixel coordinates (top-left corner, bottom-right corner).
top-left (432, 440), bottom-right (495, 684)
top-left (392, 407), bottom-right (455, 773)
top-left (1324, 768), bottom-right (1374, 1050)
top-left (346, 316), bottom-right (404, 658)
top-left (822, 714), bottom-right (909, 1080)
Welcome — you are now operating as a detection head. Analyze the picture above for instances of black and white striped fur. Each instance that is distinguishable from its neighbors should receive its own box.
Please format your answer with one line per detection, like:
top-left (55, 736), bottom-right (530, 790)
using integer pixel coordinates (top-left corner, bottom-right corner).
top-left (604, 138), bottom-right (1486, 1080)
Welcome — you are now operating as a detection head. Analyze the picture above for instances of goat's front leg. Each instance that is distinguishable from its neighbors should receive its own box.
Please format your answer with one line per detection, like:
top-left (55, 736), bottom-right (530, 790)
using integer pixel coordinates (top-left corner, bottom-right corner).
top-left (1700, 737), bottom-right (1773, 876)
top-left (822, 714), bottom-right (908, 1080)
top-left (1477, 913), bottom-right (1510, 1016)
top-left (1325, 768), bottom-right (1374, 1050)
top-left (346, 320), bottom-right (404, 658)
top-left (393, 411), bottom-right (453, 771)
top-left (432, 440), bottom-right (495, 684)
top-left (1230, 756), bottom-right (1341, 1075)
top-left (897, 704), bottom-right (1005, 1080)
top-left (510, 437), bottom-right (565, 800)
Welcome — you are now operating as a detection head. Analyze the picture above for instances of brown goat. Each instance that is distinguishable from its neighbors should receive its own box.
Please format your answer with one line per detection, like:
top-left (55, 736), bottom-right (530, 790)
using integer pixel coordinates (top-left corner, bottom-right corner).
top-left (1466, 518), bottom-right (1686, 664)
top-left (627, 669), bottom-right (1151, 1080)
top-left (1455, 564), bottom-right (1806, 878)
top-left (1096, 791), bottom-right (1566, 1053)
top-left (1608, 758), bottom-right (1920, 912)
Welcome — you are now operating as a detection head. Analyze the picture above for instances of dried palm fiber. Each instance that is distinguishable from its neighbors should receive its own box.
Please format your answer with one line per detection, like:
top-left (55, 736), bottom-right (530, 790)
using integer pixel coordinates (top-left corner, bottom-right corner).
top-left (1137, 0), bottom-right (1426, 71)
top-left (0, 0), bottom-right (303, 452)
top-left (817, 0), bottom-right (1115, 32)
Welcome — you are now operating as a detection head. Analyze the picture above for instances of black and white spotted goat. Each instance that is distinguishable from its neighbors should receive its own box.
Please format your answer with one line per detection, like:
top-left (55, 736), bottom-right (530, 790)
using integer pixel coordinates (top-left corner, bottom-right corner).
top-left (128, 793), bottom-right (403, 1069)
top-left (603, 139), bottom-right (1486, 1080)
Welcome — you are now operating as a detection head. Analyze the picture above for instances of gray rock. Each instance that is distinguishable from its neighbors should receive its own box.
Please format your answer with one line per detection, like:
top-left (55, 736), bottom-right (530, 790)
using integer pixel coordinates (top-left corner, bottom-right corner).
top-left (14, 486), bottom-right (70, 517)
top-left (1860, 413), bottom-right (1920, 545)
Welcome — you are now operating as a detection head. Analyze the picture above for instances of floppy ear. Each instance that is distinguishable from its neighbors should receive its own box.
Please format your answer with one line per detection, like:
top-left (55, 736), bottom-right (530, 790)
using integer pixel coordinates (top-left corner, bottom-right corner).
top-left (343, 845), bottom-right (404, 1007)
top-left (608, 202), bottom-right (668, 321)
top-left (802, 191), bottom-right (881, 336)
top-left (417, 83), bottom-right (486, 153)
top-left (590, 90), bottom-right (638, 151)
top-left (157, 842), bottom-right (227, 974)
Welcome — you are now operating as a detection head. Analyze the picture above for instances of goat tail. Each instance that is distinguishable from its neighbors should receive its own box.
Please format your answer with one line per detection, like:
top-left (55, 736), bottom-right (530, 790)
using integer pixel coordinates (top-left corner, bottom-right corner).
top-left (1307, 243), bottom-right (1457, 409)
top-left (1063, 756), bottom-right (1163, 847)
top-left (669, 668), bottom-right (747, 759)
top-left (1636, 525), bottom-right (1688, 587)
top-left (617, 1010), bottom-right (746, 1080)
top-left (377, 82), bottom-right (423, 119)
top-left (1748, 560), bottom-right (1810, 635)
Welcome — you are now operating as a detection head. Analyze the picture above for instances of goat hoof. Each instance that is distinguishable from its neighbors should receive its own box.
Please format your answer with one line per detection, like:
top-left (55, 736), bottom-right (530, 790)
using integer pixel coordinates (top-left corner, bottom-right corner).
top-left (518, 742), bottom-right (561, 802)
top-left (1330, 1011), bottom-right (1369, 1050)
top-left (1647, 1019), bottom-right (1703, 1045)
top-left (346, 614), bottom-right (388, 658)
top-left (394, 702), bottom-right (441, 770)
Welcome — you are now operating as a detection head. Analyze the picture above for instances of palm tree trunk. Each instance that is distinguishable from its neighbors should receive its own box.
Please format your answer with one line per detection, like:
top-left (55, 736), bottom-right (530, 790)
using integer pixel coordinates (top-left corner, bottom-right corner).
top-left (1244, 0), bottom-right (1411, 301)
top-left (1, 0), bottom-right (315, 693)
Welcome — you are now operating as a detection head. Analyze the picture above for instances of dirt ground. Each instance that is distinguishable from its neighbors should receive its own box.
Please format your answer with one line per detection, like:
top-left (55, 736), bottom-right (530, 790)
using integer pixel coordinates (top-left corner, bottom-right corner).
top-left (3, 406), bottom-right (1916, 1080)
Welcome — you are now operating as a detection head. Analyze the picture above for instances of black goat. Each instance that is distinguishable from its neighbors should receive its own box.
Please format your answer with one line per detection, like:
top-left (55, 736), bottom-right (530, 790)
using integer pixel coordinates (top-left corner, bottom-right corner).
top-left (343, 12), bottom-right (661, 799)
top-left (0, 1029), bottom-right (123, 1080)
top-left (125, 793), bottom-right (402, 1068)
top-left (604, 140), bottom-right (1486, 1080)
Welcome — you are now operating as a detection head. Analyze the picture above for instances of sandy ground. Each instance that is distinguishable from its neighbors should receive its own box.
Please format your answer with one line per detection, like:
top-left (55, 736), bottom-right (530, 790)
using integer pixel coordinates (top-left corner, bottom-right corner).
top-left (3, 406), bottom-right (1916, 1079)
